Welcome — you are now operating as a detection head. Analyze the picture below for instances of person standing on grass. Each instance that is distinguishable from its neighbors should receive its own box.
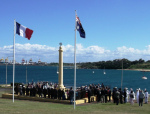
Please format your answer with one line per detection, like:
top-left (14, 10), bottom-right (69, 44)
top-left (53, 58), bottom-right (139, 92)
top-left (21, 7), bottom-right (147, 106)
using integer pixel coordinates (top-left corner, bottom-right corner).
top-left (104, 87), bottom-right (108, 103)
top-left (123, 88), bottom-right (127, 103)
top-left (108, 88), bottom-right (111, 102)
top-left (139, 90), bottom-right (145, 106)
top-left (115, 89), bottom-right (120, 105)
top-left (88, 87), bottom-right (92, 103)
top-left (126, 88), bottom-right (130, 102)
top-left (119, 88), bottom-right (123, 104)
top-left (144, 89), bottom-right (148, 104)
top-left (69, 87), bottom-right (74, 104)
top-left (101, 87), bottom-right (105, 103)
top-left (130, 90), bottom-right (134, 105)
top-left (112, 87), bottom-right (116, 103)
top-left (136, 89), bottom-right (139, 104)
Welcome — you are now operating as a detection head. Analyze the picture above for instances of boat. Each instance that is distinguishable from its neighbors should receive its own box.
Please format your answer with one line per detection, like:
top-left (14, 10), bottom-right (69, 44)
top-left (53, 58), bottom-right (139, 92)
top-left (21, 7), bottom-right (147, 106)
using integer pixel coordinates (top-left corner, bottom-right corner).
top-left (142, 76), bottom-right (147, 80)
top-left (104, 71), bottom-right (106, 75)
top-left (103, 67), bottom-right (106, 74)
top-left (93, 71), bottom-right (94, 73)
top-left (57, 66), bottom-right (59, 74)
top-left (141, 71), bottom-right (147, 79)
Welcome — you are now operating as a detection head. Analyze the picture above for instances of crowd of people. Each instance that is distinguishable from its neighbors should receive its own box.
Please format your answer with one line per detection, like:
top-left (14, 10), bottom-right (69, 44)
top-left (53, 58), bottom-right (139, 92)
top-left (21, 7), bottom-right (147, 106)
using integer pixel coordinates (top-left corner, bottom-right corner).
top-left (14, 82), bottom-right (149, 106)
top-left (111, 87), bottom-right (149, 106)
top-left (14, 81), bottom-right (67, 100)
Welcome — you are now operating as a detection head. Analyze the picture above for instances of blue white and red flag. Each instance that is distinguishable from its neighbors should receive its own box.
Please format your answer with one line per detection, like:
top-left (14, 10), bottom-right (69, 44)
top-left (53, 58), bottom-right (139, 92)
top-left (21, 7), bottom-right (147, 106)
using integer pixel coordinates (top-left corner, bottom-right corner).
top-left (16, 22), bottom-right (33, 40)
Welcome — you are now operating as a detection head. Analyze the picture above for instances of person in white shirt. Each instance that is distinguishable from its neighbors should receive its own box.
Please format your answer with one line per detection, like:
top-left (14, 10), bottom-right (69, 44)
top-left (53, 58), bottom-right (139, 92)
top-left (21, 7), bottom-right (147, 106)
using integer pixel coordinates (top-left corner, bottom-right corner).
top-left (126, 89), bottom-right (129, 102)
top-left (136, 89), bottom-right (139, 103)
top-left (144, 89), bottom-right (149, 104)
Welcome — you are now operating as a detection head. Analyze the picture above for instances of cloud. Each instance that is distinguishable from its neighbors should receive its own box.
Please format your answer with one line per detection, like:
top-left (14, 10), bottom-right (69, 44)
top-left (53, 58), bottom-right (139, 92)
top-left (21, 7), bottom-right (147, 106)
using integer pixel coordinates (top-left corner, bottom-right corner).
top-left (1, 43), bottom-right (150, 63)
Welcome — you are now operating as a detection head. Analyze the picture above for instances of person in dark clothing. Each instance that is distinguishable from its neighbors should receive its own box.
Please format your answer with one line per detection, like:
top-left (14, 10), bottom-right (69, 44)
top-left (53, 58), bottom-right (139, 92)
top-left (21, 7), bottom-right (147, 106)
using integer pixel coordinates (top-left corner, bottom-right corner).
top-left (62, 89), bottom-right (66, 100)
top-left (58, 89), bottom-right (61, 100)
top-left (104, 87), bottom-right (108, 103)
top-left (115, 89), bottom-right (120, 105)
top-left (88, 87), bottom-right (92, 103)
top-left (30, 87), bottom-right (33, 96)
top-left (94, 87), bottom-right (97, 96)
top-left (96, 88), bottom-right (100, 102)
top-left (139, 90), bottom-right (145, 106)
top-left (47, 87), bottom-right (51, 98)
top-left (119, 88), bottom-right (123, 104)
top-left (26, 86), bottom-right (29, 96)
top-left (22, 86), bottom-right (25, 96)
top-left (108, 88), bottom-right (111, 102)
top-left (78, 89), bottom-right (81, 99)
top-left (38, 85), bottom-right (42, 98)
top-left (81, 89), bottom-right (84, 99)
top-left (69, 87), bottom-right (74, 104)
top-left (33, 86), bottom-right (37, 97)
top-left (14, 84), bottom-right (19, 95)
top-left (51, 88), bottom-right (54, 99)
top-left (101, 88), bottom-right (105, 103)
top-left (54, 88), bottom-right (58, 99)
top-left (97, 88), bottom-right (101, 102)
top-left (113, 87), bottom-right (117, 103)
top-left (123, 88), bottom-right (127, 103)
top-left (91, 88), bottom-right (94, 96)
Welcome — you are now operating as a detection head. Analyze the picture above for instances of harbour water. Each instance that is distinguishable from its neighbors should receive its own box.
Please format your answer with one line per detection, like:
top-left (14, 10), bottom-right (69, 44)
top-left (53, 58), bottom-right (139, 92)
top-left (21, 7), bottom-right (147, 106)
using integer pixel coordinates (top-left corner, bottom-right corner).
top-left (0, 65), bottom-right (149, 93)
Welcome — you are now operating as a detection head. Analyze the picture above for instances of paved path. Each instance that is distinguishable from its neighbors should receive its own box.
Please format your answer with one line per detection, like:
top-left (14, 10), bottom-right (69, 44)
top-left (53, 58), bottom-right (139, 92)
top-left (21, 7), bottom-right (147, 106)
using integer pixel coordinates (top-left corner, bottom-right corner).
top-left (0, 88), bottom-right (12, 92)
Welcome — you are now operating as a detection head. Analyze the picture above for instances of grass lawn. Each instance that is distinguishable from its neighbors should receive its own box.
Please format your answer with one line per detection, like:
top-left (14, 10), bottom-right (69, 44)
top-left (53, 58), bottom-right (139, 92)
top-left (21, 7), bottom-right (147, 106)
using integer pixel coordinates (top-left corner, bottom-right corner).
top-left (0, 88), bottom-right (150, 114)
top-left (0, 98), bottom-right (149, 114)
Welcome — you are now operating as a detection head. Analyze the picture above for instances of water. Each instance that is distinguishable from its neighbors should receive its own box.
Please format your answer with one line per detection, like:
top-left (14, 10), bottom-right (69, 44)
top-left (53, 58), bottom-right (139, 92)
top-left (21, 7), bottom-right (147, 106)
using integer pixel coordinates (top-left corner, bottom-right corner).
top-left (0, 65), bottom-right (150, 93)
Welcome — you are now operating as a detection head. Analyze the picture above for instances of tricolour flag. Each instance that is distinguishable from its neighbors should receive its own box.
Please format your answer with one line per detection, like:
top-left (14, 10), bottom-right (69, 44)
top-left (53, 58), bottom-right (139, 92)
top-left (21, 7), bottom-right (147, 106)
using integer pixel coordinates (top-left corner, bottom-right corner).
top-left (76, 15), bottom-right (85, 38)
top-left (16, 22), bottom-right (33, 40)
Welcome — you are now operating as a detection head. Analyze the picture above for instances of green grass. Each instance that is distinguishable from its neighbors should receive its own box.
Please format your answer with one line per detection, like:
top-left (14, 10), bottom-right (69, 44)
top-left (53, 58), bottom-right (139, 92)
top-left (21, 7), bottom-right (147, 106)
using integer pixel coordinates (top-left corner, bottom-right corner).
top-left (0, 98), bottom-right (150, 114)
top-left (0, 89), bottom-right (150, 114)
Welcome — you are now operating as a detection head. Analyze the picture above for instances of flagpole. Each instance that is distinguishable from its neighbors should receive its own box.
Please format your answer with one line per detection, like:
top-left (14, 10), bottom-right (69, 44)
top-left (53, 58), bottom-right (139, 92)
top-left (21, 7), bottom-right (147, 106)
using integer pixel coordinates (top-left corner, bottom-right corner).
top-left (74, 10), bottom-right (77, 109)
top-left (26, 65), bottom-right (27, 85)
top-left (13, 19), bottom-right (16, 102)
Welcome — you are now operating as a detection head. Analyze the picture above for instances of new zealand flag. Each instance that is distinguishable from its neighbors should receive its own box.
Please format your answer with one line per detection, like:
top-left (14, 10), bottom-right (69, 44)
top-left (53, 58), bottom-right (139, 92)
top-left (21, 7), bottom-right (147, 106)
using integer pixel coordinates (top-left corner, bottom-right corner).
top-left (76, 16), bottom-right (85, 38)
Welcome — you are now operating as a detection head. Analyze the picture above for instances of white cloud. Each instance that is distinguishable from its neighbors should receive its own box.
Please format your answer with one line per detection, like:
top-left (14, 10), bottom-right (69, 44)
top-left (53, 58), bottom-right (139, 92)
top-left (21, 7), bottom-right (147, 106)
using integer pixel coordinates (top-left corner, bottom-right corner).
top-left (1, 43), bottom-right (150, 63)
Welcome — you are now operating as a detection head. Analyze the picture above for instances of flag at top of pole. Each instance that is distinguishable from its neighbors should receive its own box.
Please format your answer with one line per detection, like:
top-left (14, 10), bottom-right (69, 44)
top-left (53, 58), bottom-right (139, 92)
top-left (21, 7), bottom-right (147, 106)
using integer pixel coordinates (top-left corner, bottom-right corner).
top-left (74, 10), bottom-right (86, 109)
top-left (16, 22), bottom-right (33, 40)
top-left (12, 20), bottom-right (33, 103)
top-left (76, 15), bottom-right (85, 38)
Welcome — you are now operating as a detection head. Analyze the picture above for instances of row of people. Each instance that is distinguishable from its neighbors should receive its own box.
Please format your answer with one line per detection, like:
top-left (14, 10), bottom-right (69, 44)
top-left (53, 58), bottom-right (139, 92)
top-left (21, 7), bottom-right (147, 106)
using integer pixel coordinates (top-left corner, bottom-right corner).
top-left (14, 82), bottom-right (149, 105)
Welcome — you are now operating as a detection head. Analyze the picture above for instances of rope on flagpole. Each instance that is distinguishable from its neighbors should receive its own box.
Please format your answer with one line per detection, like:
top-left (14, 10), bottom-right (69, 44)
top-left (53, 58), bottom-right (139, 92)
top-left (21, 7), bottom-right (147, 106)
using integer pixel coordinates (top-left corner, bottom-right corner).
top-left (13, 19), bottom-right (16, 103)
top-left (74, 10), bottom-right (77, 109)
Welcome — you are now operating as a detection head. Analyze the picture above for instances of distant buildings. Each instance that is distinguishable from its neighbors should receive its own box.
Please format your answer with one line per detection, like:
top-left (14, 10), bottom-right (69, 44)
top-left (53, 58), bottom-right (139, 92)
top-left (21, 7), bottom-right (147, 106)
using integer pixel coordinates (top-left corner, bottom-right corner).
top-left (0, 57), bottom-right (47, 66)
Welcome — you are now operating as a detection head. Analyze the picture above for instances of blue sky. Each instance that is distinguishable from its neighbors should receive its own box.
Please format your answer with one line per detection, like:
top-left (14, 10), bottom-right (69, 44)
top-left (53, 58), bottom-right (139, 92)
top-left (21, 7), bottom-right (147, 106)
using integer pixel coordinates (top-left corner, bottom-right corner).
top-left (1, 0), bottom-right (150, 63)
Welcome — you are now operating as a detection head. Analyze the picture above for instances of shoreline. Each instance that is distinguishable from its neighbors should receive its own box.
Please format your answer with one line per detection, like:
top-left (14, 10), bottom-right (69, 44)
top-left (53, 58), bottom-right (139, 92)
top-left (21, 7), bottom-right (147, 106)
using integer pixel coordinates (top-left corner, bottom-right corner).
top-left (124, 69), bottom-right (150, 72)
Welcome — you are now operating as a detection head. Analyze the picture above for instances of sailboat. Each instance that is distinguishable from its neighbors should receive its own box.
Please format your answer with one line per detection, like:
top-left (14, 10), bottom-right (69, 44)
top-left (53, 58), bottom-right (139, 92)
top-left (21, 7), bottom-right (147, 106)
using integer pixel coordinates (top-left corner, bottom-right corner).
top-left (142, 76), bottom-right (147, 80)
top-left (141, 71), bottom-right (147, 80)
top-left (103, 67), bottom-right (106, 74)
top-left (57, 65), bottom-right (59, 74)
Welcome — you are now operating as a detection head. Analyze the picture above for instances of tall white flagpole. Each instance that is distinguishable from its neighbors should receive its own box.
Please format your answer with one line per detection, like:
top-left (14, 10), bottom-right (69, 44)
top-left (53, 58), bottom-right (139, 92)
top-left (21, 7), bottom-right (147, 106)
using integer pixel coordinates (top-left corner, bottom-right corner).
top-left (13, 19), bottom-right (16, 102)
top-left (26, 65), bottom-right (27, 84)
top-left (74, 10), bottom-right (77, 109)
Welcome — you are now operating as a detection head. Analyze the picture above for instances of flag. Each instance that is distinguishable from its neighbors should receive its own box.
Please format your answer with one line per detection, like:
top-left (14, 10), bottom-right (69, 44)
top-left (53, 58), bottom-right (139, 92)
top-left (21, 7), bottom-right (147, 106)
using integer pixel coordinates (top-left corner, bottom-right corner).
top-left (76, 16), bottom-right (85, 38)
top-left (16, 22), bottom-right (33, 40)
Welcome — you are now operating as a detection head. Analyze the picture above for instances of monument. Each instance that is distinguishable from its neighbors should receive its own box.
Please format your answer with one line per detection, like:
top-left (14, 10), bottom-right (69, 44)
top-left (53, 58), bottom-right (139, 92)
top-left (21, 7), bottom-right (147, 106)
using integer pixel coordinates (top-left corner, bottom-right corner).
top-left (58, 43), bottom-right (65, 89)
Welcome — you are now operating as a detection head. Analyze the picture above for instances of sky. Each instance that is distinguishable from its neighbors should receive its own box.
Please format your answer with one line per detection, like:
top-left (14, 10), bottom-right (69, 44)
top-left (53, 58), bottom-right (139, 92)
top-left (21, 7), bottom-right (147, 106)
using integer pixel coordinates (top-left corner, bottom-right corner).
top-left (1, 0), bottom-right (150, 63)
